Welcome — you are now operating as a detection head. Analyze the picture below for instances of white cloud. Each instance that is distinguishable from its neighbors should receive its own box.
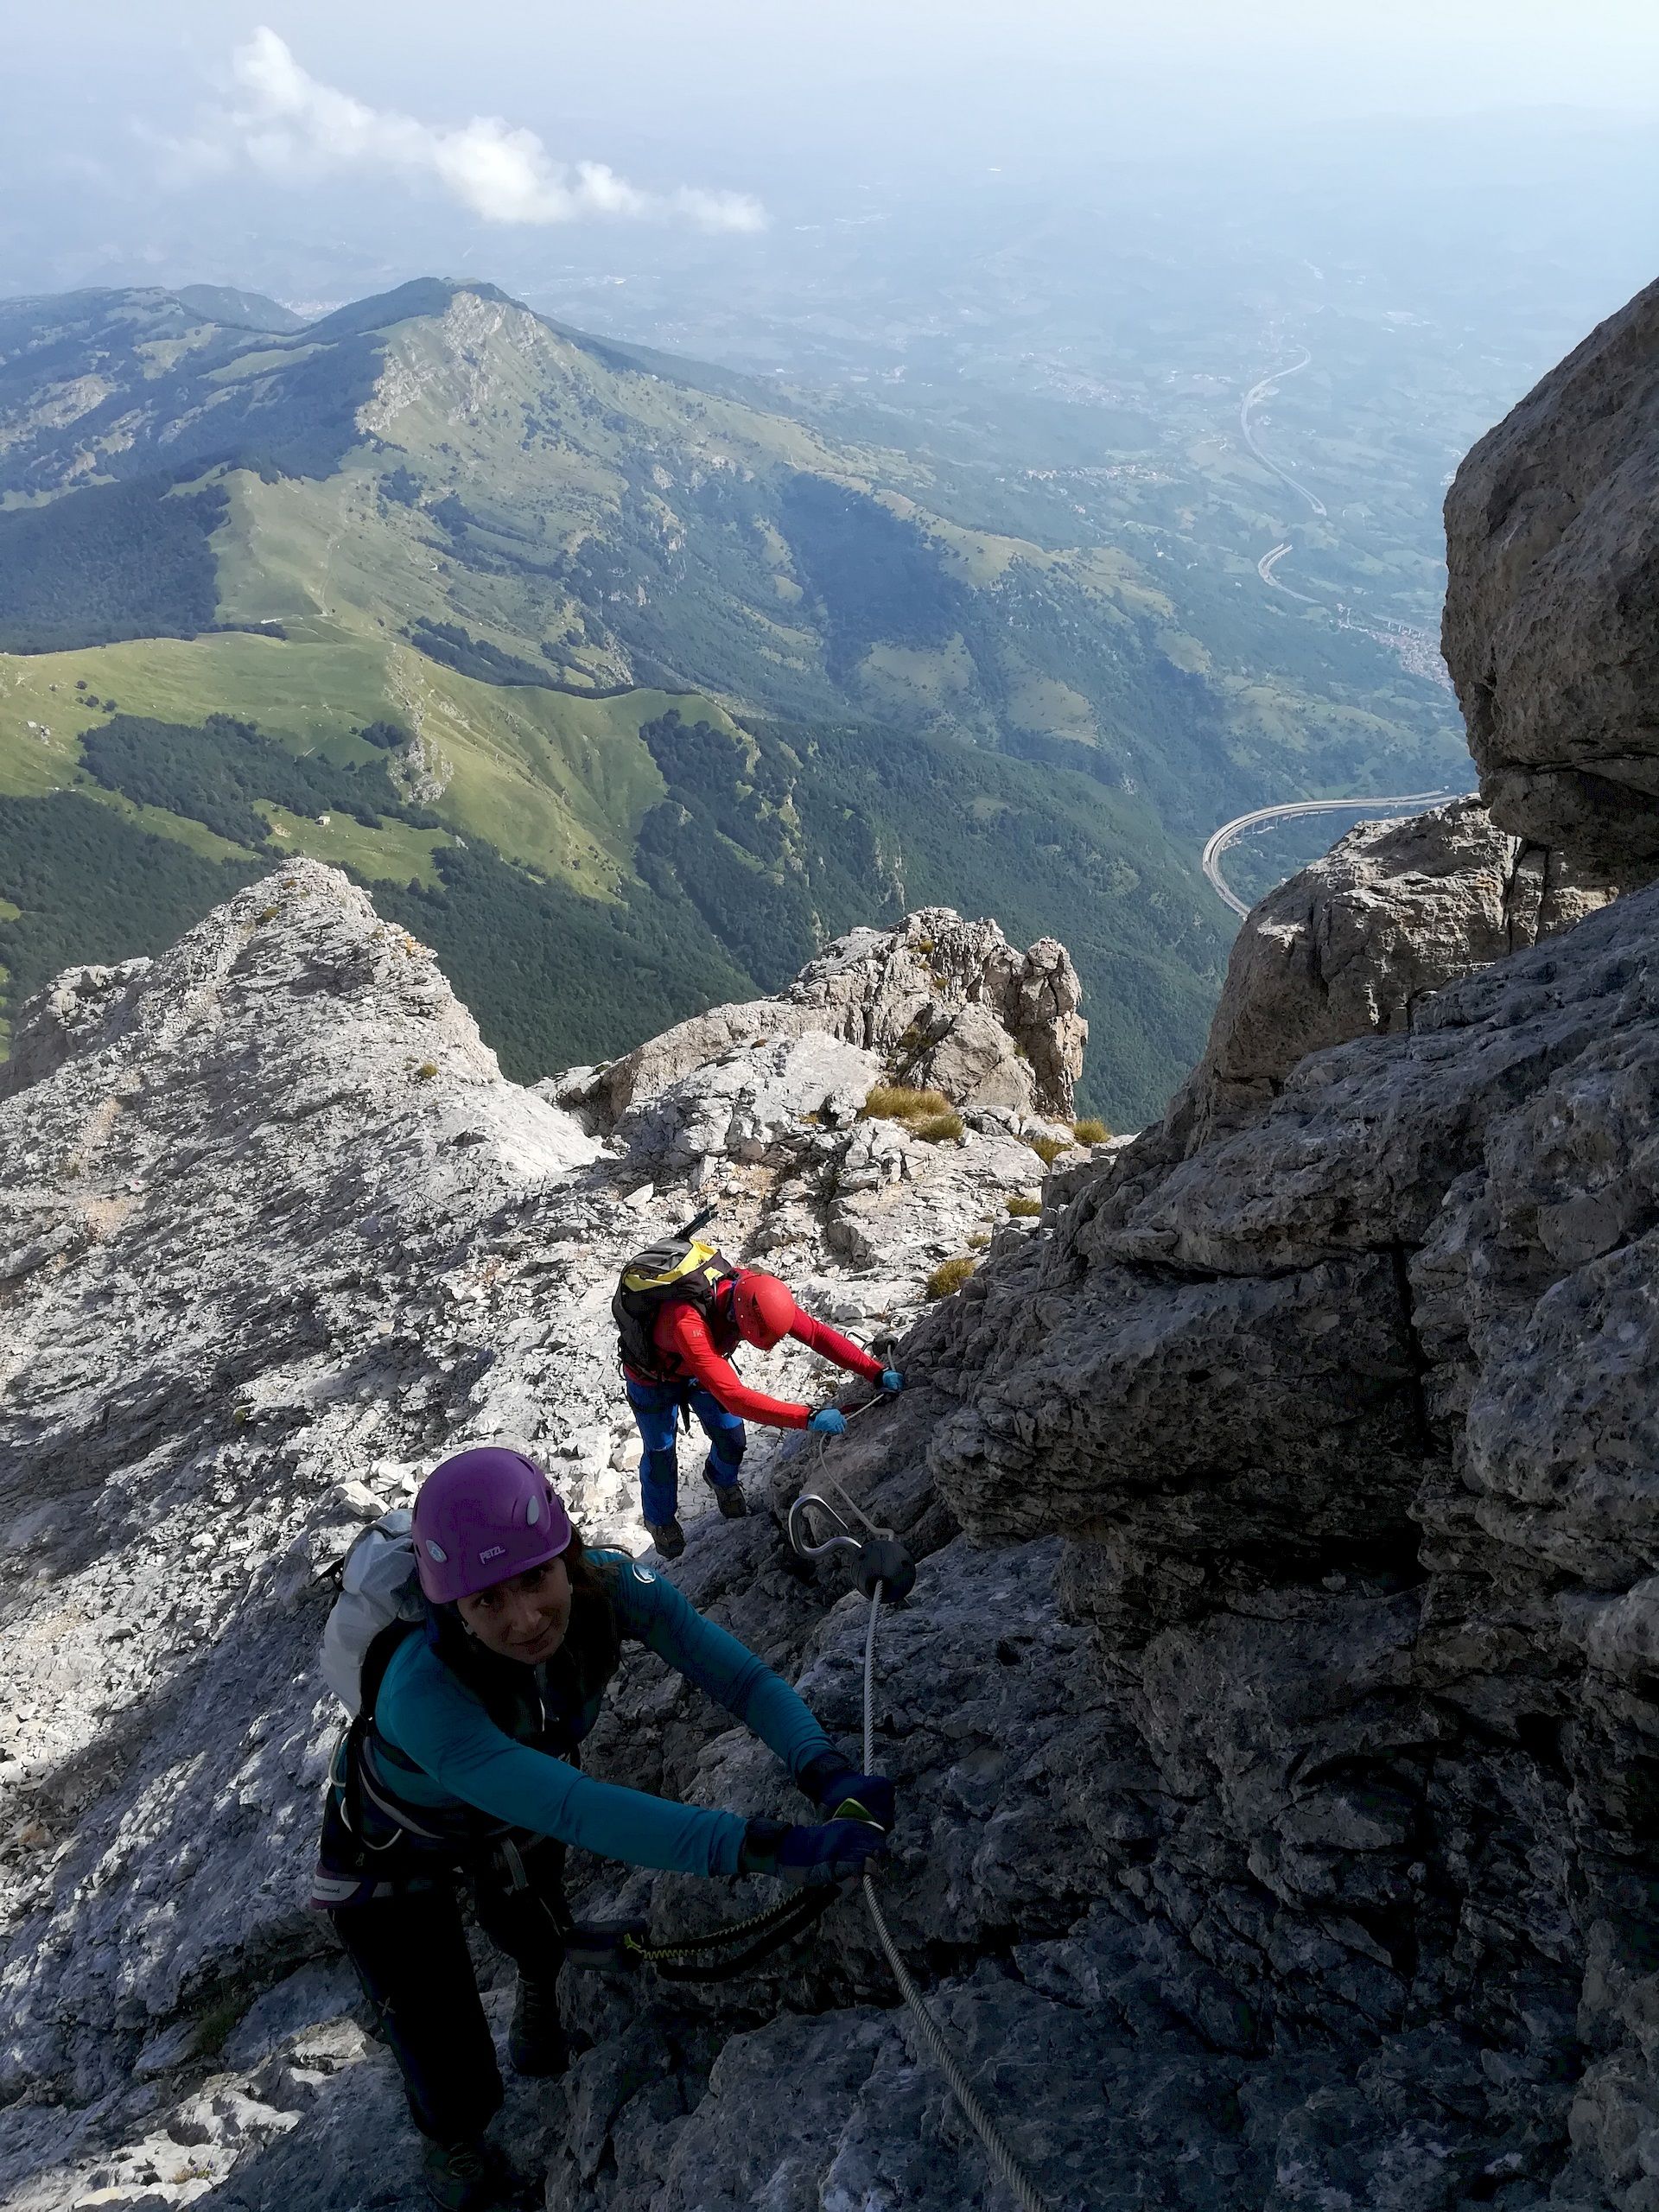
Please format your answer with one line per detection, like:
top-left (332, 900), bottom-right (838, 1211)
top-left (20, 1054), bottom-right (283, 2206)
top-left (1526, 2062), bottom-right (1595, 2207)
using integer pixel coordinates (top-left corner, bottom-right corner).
top-left (179, 29), bottom-right (765, 232)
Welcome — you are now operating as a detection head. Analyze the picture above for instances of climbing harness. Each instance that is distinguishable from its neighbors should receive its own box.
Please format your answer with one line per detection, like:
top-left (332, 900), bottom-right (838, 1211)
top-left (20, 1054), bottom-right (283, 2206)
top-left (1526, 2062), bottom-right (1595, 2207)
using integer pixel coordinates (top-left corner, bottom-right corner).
top-left (791, 1430), bottom-right (1059, 2212)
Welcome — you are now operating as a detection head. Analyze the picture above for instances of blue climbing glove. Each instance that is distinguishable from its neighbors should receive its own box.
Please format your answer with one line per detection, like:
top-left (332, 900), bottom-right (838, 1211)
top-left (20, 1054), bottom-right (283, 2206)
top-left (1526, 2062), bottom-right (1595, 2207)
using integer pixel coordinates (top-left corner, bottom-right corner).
top-left (798, 1751), bottom-right (896, 1833)
top-left (807, 1408), bottom-right (848, 1436)
top-left (880, 1369), bottom-right (905, 1394)
top-left (740, 1817), bottom-right (888, 1887)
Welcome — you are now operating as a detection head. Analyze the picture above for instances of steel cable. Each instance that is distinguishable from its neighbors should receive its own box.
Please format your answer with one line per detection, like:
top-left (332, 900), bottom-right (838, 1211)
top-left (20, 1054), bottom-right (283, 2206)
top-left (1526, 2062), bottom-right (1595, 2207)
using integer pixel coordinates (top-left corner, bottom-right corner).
top-left (857, 1575), bottom-right (1058, 2212)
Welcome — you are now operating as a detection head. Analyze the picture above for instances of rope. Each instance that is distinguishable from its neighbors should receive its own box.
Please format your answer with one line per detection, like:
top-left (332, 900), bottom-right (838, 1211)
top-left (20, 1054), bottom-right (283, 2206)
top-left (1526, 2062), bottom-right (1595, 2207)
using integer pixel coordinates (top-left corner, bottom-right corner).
top-left (856, 1579), bottom-right (1057, 2212)
top-left (861, 1580), bottom-right (881, 1775)
top-left (800, 1411), bottom-right (1059, 2206)
top-left (625, 1888), bottom-right (838, 1983)
top-left (622, 1888), bottom-right (831, 1964)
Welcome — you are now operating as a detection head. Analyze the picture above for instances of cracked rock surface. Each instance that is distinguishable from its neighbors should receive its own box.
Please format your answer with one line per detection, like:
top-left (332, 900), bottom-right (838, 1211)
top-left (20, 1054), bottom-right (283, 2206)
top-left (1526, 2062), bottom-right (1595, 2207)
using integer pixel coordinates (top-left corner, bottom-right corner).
top-left (1443, 273), bottom-right (1659, 884)
top-left (1169, 795), bottom-right (1618, 1153)
top-left (578, 906), bottom-right (1086, 1131)
top-left (0, 864), bottom-right (1087, 2210)
top-left (918, 874), bottom-right (1659, 2211)
top-left (4, 847), bottom-right (1656, 2210)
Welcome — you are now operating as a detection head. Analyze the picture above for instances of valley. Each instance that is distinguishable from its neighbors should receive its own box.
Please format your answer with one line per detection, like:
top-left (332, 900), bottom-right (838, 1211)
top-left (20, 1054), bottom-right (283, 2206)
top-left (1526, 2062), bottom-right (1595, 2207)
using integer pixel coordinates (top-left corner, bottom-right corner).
top-left (0, 273), bottom-right (1471, 1122)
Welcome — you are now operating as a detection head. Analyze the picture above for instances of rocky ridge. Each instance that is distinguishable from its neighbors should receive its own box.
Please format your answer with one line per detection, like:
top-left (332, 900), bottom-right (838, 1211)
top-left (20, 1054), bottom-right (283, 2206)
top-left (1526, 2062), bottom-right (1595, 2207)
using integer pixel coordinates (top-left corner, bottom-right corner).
top-left (566, 907), bottom-right (1086, 1135)
top-left (4, 283), bottom-right (1659, 2212)
top-left (0, 868), bottom-right (1094, 2210)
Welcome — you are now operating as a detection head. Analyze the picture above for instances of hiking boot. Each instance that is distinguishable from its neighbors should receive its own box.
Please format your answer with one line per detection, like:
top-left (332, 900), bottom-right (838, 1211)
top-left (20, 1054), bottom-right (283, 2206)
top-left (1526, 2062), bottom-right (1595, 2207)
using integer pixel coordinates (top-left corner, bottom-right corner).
top-left (704, 1475), bottom-right (748, 1519)
top-left (645, 1516), bottom-right (685, 1559)
top-left (421, 2135), bottom-right (516, 2211)
top-left (508, 1976), bottom-right (570, 2078)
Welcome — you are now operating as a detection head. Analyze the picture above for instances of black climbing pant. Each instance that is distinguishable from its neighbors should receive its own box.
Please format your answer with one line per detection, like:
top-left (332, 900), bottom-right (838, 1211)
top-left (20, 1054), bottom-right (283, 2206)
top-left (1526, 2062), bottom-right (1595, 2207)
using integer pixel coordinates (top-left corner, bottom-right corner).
top-left (328, 1834), bottom-right (568, 2145)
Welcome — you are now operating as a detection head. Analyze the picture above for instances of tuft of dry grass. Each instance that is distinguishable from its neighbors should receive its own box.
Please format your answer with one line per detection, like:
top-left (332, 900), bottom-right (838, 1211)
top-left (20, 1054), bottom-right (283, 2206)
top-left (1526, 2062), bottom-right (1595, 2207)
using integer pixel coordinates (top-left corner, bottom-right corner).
top-left (863, 1084), bottom-right (963, 1142)
top-left (865, 1083), bottom-right (950, 1118)
top-left (912, 1109), bottom-right (964, 1142)
top-left (925, 1255), bottom-right (977, 1299)
top-left (413, 1062), bottom-right (439, 1081)
top-left (1027, 1133), bottom-right (1071, 1166)
top-left (1006, 1194), bottom-right (1042, 1217)
top-left (1073, 1117), bottom-right (1111, 1146)
top-left (967, 1232), bottom-right (991, 1249)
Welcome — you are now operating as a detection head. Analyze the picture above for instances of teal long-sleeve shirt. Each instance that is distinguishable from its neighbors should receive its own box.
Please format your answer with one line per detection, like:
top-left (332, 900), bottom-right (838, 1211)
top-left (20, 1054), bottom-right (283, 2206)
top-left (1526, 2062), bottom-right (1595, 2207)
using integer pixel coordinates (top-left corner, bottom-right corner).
top-left (371, 1552), bottom-right (835, 1877)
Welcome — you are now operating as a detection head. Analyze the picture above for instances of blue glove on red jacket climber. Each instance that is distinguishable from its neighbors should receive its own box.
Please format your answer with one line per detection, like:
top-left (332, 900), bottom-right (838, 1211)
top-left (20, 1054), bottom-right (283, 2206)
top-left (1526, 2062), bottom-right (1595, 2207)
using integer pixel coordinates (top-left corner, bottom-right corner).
top-left (613, 1236), bottom-right (901, 1558)
top-left (313, 1447), bottom-right (895, 2212)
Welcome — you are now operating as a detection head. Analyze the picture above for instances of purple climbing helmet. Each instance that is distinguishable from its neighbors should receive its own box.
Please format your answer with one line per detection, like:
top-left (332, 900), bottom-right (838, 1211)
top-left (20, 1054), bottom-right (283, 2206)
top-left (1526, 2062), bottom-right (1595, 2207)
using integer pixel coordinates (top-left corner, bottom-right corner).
top-left (411, 1446), bottom-right (573, 1605)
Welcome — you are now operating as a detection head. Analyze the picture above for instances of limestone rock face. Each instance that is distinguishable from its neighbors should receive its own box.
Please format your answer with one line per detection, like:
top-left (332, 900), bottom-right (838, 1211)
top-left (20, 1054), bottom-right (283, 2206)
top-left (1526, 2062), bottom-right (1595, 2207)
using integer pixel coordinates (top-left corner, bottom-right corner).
top-left (906, 999), bottom-right (1035, 1116)
top-left (1170, 795), bottom-right (1618, 1149)
top-left (1443, 275), bottom-right (1659, 882)
top-left (4, 856), bottom-right (1658, 2204)
top-left (612, 1029), bottom-right (881, 1173)
top-left (0, 863), bottom-right (1070, 2212)
top-left (0, 958), bottom-right (152, 1103)
top-left (588, 907), bottom-right (1085, 1128)
top-left (916, 877), bottom-right (1659, 2208)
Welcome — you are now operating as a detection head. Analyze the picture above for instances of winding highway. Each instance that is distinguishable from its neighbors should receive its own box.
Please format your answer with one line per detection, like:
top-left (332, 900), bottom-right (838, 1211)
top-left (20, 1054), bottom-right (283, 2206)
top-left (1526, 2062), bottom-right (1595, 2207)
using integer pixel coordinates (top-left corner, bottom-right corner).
top-left (1256, 541), bottom-right (1319, 603)
top-left (1240, 351), bottom-right (1326, 517)
top-left (1201, 791), bottom-right (1457, 919)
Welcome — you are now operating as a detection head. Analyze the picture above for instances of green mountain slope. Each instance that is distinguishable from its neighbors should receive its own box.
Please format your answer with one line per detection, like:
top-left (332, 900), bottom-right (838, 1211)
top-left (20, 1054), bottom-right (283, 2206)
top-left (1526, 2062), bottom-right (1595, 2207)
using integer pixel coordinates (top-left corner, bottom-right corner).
top-left (0, 276), bottom-right (1464, 1121)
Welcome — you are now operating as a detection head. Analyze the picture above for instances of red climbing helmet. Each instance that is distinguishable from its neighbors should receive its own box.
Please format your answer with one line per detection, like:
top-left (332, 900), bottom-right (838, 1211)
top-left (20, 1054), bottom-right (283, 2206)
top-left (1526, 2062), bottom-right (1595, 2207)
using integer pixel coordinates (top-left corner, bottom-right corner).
top-left (412, 1446), bottom-right (572, 1605)
top-left (732, 1270), bottom-right (798, 1351)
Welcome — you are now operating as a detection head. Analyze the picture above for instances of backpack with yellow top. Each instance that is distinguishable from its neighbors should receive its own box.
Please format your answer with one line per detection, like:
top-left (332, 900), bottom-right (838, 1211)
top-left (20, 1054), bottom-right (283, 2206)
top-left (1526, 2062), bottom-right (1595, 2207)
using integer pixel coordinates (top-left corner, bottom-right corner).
top-left (611, 1207), bottom-right (736, 1385)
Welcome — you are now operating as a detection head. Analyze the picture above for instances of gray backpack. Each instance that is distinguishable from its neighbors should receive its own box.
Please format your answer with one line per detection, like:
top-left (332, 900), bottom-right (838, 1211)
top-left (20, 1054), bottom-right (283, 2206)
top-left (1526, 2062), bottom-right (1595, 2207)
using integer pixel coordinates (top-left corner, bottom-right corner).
top-left (321, 1510), bottom-right (426, 1715)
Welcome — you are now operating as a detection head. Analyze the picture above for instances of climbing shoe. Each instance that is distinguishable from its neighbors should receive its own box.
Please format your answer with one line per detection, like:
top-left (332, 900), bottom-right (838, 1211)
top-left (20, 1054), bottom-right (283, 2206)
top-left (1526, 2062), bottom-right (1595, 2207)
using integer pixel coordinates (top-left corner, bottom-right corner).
top-left (508, 1977), bottom-right (570, 2078)
top-left (703, 1475), bottom-right (748, 1519)
top-left (421, 2135), bottom-right (516, 2210)
top-left (645, 1517), bottom-right (685, 1560)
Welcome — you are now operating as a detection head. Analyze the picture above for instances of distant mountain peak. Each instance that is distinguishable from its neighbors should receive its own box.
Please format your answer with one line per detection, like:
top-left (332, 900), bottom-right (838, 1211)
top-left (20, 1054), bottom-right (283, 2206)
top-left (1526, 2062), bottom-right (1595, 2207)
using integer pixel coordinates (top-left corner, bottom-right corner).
top-left (303, 276), bottom-right (524, 340)
top-left (170, 283), bottom-right (306, 334)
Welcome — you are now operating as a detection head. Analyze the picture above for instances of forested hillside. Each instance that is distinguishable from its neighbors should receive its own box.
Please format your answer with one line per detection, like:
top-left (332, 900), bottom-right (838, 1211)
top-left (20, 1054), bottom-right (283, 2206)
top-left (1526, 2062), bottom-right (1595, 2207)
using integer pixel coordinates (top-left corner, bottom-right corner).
top-left (0, 277), bottom-right (1467, 1119)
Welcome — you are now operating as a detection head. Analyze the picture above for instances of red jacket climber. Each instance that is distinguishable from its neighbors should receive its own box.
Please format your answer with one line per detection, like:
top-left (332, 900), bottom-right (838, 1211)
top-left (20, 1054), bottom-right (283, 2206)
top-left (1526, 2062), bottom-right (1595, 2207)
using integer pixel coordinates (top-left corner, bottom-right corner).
top-left (621, 1268), bottom-right (904, 1559)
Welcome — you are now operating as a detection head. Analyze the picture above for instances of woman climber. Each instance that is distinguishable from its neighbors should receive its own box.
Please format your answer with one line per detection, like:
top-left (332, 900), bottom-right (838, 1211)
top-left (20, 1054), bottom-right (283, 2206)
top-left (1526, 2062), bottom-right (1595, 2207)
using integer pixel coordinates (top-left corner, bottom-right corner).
top-left (313, 1446), bottom-right (894, 2211)
top-left (613, 1237), bottom-right (904, 1557)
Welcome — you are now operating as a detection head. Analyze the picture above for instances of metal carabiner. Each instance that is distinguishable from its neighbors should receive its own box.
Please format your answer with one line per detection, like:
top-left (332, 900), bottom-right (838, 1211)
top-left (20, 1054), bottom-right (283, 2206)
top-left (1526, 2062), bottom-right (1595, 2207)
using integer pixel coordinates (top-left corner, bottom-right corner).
top-left (786, 1493), bottom-right (916, 1603)
top-left (787, 1492), bottom-right (865, 1567)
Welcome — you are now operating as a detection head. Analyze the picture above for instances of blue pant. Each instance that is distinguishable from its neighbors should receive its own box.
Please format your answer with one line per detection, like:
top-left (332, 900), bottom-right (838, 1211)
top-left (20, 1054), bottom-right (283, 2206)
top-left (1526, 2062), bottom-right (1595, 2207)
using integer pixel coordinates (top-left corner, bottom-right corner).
top-left (626, 1379), bottom-right (746, 1526)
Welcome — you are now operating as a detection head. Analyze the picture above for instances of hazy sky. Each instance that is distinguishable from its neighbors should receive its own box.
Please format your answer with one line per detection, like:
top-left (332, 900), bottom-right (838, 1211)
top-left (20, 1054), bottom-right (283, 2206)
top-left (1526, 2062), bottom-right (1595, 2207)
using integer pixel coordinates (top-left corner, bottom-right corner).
top-left (12, 1), bottom-right (1659, 114)
top-left (3, 3), bottom-right (1655, 315)
top-left (11, 2), bottom-right (1659, 188)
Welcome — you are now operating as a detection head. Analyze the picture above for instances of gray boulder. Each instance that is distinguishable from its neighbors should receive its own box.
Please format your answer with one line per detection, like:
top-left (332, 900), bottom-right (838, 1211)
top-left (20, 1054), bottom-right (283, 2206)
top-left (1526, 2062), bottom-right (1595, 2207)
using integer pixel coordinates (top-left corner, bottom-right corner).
top-left (907, 998), bottom-right (1038, 1117)
top-left (613, 1029), bottom-right (881, 1170)
top-left (1443, 273), bottom-right (1659, 883)
top-left (1169, 795), bottom-right (1618, 1150)
top-left (589, 907), bottom-right (1085, 1127)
